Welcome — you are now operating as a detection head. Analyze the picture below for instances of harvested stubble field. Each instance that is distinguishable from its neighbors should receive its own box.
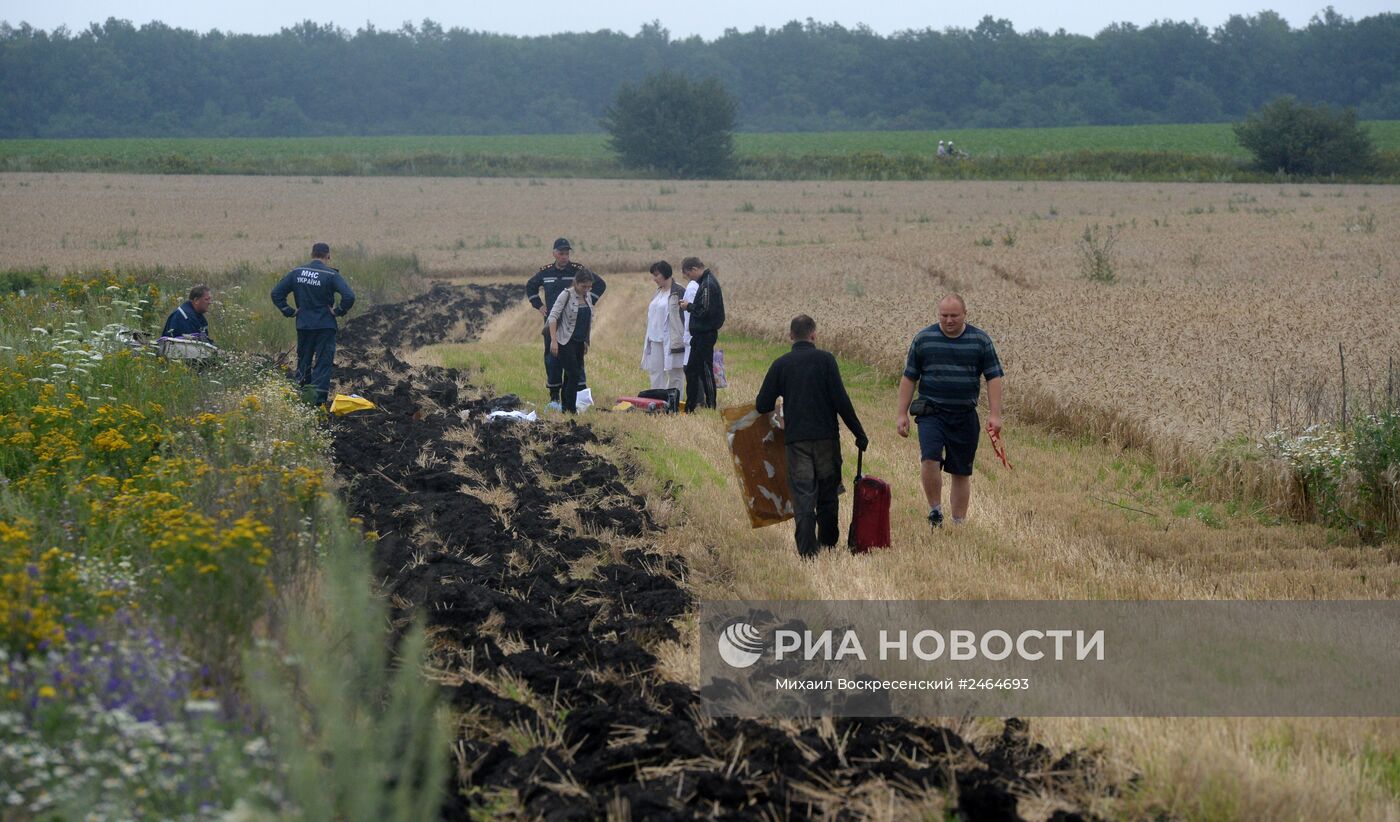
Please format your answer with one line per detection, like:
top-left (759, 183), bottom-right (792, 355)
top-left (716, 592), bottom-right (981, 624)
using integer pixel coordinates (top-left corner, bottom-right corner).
top-left (4, 172), bottom-right (1398, 449)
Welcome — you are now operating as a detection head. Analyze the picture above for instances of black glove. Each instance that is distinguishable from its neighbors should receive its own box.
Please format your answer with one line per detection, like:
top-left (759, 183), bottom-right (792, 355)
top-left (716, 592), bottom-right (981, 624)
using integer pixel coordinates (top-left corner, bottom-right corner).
top-left (281, 307), bottom-right (296, 318)
top-left (855, 434), bottom-right (869, 452)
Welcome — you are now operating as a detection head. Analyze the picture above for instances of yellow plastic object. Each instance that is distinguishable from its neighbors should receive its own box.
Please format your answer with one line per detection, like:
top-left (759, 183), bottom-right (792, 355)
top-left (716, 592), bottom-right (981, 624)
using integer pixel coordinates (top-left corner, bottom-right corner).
top-left (329, 394), bottom-right (376, 415)
top-left (612, 400), bottom-right (635, 412)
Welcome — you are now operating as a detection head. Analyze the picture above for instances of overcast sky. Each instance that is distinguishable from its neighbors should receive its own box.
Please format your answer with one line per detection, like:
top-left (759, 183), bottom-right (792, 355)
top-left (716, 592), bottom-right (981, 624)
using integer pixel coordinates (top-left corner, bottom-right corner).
top-left (2, 0), bottom-right (1393, 39)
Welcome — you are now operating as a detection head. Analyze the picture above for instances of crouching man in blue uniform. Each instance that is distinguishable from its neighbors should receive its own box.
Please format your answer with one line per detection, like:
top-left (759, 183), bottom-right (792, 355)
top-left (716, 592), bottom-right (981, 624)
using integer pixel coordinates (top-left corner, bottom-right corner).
top-left (162, 285), bottom-right (213, 340)
top-left (271, 242), bottom-right (355, 406)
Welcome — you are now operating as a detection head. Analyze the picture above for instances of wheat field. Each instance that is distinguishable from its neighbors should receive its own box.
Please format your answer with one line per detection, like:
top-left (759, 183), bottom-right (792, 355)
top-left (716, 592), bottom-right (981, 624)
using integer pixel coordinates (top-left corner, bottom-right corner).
top-left (4, 172), bottom-right (1397, 448)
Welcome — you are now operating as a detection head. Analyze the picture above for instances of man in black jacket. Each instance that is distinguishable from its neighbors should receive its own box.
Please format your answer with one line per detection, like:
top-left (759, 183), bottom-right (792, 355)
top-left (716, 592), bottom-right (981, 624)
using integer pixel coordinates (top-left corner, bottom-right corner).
top-left (524, 238), bottom-right (606, 410)
top-left (270, 242), bottom-right (356, 406)
top-left (678, 256), bottom-right (723, 412)
top-left (755, 315), bottom-right (869, 559)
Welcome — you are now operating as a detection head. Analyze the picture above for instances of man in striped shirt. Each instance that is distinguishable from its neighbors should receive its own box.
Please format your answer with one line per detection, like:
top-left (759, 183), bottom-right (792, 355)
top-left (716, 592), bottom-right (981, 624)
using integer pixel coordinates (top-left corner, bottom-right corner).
top-left (896, 294), bottom-right (1004, 527)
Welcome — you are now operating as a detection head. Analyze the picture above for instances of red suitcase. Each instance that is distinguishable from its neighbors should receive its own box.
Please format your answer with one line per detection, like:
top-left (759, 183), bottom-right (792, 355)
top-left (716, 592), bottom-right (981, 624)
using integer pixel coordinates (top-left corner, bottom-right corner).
top-left (848, 450), bottom-right (892, 553)
top-left (616, 395), bottom-right (669, 413)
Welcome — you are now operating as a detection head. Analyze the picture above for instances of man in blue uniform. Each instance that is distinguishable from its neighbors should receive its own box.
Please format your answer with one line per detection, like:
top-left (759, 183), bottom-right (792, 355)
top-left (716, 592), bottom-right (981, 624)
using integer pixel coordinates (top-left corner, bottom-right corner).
top-left (162, 285), bottom-right (213, 340)
top-left (271, 242), bottom-right (356, 406)
top-left (524, 238), bottom-right (606, 410)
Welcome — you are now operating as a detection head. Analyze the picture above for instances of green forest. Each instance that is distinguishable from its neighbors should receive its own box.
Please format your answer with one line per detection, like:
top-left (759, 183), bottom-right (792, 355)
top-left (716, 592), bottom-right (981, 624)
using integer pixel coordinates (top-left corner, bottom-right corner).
top-left (1, 11), bottom-right (1398, 138)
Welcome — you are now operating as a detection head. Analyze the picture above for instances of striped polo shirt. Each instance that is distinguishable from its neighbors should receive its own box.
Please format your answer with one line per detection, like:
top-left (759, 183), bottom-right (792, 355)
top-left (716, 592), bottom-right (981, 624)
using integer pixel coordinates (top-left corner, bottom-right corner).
top-left (903, 323), bottom-right (1004, 409)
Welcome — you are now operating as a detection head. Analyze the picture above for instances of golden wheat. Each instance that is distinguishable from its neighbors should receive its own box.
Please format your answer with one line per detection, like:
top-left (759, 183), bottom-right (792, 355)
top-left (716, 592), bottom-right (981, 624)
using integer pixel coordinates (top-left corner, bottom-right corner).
top-left (5, 173), bottom-right (1396, 449)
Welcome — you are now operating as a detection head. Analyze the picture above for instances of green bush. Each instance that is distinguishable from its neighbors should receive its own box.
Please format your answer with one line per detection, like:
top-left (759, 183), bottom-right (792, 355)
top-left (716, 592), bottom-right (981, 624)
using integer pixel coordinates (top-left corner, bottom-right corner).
top-left (1077, 224), bottom-right (1119, 283)
top-left (602, 70), bottom-right (737, 178)
top-left (0, 268), bottom-right (42, 295)
top-left (1351, 410), bottom-right (1400, 536)
top-left (1234, 97), bottom-right (1378, 176)
top-left (1267, 409), bottom-right (1400, 540)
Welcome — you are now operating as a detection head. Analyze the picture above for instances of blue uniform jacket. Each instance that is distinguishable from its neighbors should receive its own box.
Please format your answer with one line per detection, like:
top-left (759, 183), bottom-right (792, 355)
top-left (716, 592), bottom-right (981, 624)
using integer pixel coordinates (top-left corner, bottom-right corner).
top-left (524, 262), bottom-right (606, 312)
top-left (270, 260), bottom-right (356, 330)
top-left (162, 301), bottom-right (209, 339)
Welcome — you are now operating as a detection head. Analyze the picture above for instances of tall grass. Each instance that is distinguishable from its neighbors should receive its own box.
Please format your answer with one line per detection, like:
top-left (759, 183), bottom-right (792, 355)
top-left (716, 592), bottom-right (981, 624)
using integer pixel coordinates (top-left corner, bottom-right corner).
top-left (0, 262), bottom-right (445, 816)
top-left (1267, 409), bottom-right (1400, 540)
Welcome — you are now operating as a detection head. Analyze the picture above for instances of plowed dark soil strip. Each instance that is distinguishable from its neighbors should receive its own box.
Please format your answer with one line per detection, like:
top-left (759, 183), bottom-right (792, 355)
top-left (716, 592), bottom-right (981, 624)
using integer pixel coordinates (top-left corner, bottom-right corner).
top-left (327, 283), bottom-right (1109, 821)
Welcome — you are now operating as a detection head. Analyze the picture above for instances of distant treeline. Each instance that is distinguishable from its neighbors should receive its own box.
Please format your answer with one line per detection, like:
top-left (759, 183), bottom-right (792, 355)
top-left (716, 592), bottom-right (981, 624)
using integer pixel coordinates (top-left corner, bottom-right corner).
top-left (1, 11), bottom-right (1398, 138)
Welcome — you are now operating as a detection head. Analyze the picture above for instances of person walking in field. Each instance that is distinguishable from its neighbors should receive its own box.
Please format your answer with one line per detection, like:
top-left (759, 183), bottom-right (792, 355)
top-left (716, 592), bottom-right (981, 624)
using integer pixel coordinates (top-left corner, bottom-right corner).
top-left (756, 315), bottom-right (869, 559)
top-left (642, 261), bottom-right (686, 391)
top-left (895, 294), bottom-right (1003, 527)
top-left (271, 242), bottom-right (356, 406)
top-left (547, 269), bottom-right (597, 415)
top-left (525, 238), bottom-right (606, 411)
top-left (678, 256), bottom-right (724, 412)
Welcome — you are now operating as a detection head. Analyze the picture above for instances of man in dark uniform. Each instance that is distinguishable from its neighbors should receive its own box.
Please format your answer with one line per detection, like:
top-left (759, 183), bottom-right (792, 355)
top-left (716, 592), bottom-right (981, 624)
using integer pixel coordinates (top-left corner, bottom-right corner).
top-left (271, 242), bottom-right (356, 406)
top-left (162, 285), bottom-right (213, 340)
top-left (755, 315), bottom-right (868, 559)
top-left (524, 238), bottom-right (606, 410)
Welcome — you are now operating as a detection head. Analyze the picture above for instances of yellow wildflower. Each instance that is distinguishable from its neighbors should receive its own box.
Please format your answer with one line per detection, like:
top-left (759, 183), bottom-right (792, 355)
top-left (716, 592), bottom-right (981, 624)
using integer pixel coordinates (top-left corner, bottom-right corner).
top-left (93, 428), bottom-right (132, 452)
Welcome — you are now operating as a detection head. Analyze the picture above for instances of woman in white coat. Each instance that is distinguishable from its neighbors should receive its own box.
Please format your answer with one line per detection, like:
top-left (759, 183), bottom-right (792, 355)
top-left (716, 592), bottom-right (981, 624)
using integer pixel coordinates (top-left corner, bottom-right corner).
top-left (642, 261), bottom-right (686, 391)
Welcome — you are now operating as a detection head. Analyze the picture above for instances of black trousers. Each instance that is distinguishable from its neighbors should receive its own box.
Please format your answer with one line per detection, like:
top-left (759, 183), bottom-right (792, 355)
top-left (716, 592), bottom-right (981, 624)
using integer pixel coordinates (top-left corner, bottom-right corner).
top-left (785, 439), bottom-right (842, 559)
top-left (543, 328), bottom-right (586, 401)
top-left (685, 330), bottom-right (718, 412)
top-left (558, 339), bottom-right (587, 413)
top-left (295, 328), bottom-right (337, 406)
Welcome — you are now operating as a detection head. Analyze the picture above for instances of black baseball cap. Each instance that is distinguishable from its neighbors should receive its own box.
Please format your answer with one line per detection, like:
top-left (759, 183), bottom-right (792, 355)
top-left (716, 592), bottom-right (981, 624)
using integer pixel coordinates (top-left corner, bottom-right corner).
top-left (553, 238), bottom-right (572, 251)
top-left (312, 242), bottom-right (331, 257)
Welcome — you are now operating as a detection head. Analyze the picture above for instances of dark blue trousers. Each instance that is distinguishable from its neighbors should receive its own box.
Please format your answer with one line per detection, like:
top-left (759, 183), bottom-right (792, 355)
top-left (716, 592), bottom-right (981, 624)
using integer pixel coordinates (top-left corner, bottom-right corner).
top-left (296, 328), bottom-right (337, 405)
top-left (543, 329), bottom-right (586, 402)
top-left (558, 340), bottom-right (588, 414)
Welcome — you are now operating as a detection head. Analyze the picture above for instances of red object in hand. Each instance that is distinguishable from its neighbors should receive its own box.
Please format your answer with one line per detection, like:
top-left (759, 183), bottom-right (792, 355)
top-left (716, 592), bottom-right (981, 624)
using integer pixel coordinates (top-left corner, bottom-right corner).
top-left (987, 424), bottom-right (1013, 470)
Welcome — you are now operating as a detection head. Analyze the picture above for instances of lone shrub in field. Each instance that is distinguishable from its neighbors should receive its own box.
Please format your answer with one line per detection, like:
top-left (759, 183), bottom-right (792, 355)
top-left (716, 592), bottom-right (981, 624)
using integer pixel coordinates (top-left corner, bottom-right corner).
top-left (1077, 224), bottom-right (1119, 283)
top-left (1234, 97), bottom-right (1377, 176)
top-left (602, 70), bottom-right (736, 178)
top-left (1267, 409), bottom-right (1400, 540)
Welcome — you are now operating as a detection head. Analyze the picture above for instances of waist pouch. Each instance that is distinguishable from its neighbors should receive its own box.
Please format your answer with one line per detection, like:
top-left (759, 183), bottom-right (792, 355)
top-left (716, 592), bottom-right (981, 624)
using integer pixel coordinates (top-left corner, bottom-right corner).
top-left (909, 398), bottom-right (974, 417)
